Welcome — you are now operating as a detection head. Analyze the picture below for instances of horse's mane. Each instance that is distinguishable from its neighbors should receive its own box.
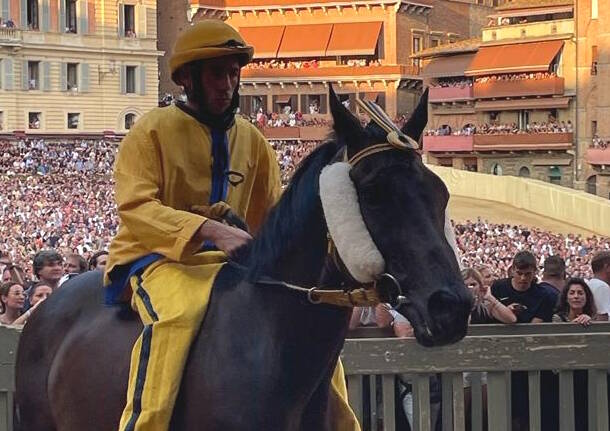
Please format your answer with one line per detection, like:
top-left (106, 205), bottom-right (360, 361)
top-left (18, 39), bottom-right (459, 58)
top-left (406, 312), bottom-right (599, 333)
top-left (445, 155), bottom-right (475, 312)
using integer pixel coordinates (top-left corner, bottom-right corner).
top-left (239, 140), bottom-right (342, 280)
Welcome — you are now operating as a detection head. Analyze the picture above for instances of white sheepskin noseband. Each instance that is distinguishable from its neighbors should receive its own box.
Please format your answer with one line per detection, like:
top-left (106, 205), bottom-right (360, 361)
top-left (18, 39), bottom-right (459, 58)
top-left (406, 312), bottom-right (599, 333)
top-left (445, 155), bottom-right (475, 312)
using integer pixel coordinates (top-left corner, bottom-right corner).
top-left (319, 162), bottom-right (385, 283)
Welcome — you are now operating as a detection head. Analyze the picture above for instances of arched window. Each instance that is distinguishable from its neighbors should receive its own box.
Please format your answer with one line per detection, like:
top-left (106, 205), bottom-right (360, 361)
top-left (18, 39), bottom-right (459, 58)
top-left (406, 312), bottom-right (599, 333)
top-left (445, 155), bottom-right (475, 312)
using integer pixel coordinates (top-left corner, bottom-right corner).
top-left (491, 163), bottom-right (503, 176)
top-left (586, 175), bottom-right (597, 195)
top-left (518, 166), bottom-right (530, 178)
top-left (125, 113), bottom-right (136, 130)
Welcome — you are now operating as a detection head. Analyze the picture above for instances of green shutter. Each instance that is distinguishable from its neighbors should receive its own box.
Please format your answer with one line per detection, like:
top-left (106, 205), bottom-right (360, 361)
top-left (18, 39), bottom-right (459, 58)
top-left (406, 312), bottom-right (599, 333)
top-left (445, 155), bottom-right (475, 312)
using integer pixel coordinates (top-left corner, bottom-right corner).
top-left (20, 0), bottom-right (27, 28)
top-left (80, 62), bottom-right (89, 92)
top-left (120, 65), bottom-right (126, 94)
top-left (21, 60), bottom-right (28, 90)
top-left (60, 62), bottom-right (67, 91)
top-left (1, 0), bottom-right (9, 20)
top-left (59, 0), bottom-right (65, 32)
top-left (138, 65), bottom-right (146, 95)
top-left (3, 58), bottom-right (12, 90)
top-left (79, 0), bottom-right (87, 34)
top-left (41, 0), bottom-right (49, 32)
top-left (42, 61), bottom-right (50, 91)
top-left (138, 5), bottom-right (145, 38)
top-left (118, 4), bottom-right (124, 37)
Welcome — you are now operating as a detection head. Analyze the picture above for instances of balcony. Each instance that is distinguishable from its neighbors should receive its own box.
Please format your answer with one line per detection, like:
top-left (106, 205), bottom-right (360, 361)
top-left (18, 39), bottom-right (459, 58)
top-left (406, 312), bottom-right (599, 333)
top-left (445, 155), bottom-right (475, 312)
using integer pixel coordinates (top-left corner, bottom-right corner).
top-left (473, 132), bottom-right (573, 151)
top-left (429, 86), bottom-right (473, 102)
top-left (423, 135), bottom-right (474, 152)
top-left (586, 148), bottom-right (610, 166)
top-left (474, 77), bottom-right (564, 99)
top-left (262, 126), bottom-right (330, 141)
top-left (0, 28), bottom-right (22, 44)
top-left (242, 65), bottom-right (419, 81)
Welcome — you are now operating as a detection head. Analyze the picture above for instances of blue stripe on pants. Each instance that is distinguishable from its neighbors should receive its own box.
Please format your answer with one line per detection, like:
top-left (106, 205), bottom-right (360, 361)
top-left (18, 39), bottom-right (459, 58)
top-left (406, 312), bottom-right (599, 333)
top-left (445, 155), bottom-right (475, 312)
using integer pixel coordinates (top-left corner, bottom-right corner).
top-left (124, 324), bottom-right (154, 431)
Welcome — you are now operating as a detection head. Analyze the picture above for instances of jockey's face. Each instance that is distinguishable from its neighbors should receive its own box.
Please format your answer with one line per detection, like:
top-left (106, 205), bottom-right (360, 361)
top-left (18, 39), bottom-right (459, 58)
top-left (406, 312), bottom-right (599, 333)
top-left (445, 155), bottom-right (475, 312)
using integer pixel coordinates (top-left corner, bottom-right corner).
top-left (197, 55), bottom-right (241, 115)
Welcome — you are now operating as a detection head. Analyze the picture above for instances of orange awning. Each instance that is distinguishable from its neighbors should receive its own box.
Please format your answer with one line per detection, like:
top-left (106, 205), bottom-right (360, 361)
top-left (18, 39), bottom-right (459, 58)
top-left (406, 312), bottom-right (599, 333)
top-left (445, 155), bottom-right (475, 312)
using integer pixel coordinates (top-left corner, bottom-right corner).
top-left (465, 40), bottom-right (564, 76)
top-left (423, 53), bottom-right (476, 78)
top-left (277, 24), bottom-right (333, 58)
top-left (326, 22), bottom-right (382, 57)
top-left (240, 26), bottom-right (285, 59)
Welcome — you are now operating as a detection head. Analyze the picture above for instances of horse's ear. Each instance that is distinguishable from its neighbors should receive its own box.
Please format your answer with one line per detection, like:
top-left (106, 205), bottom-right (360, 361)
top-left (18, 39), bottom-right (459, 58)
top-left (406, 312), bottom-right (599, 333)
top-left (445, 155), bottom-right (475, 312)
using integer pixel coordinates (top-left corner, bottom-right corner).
top-left (329, 84), bottom-right (364, 144)
top-left (401, 88), bottom-right (429, 142)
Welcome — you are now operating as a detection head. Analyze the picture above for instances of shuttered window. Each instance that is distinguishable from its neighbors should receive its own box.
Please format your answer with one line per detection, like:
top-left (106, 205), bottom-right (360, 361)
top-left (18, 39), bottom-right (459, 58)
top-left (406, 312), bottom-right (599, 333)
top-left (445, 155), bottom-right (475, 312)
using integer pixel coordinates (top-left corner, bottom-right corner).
top-left (138, 65), bottom-right (146, 95)
top-left (126, 65), bottom-right (136, 94)
top-left (80, 63), bottom-right (89, 92)
top-left (2, 58), bottom-right (12, 90)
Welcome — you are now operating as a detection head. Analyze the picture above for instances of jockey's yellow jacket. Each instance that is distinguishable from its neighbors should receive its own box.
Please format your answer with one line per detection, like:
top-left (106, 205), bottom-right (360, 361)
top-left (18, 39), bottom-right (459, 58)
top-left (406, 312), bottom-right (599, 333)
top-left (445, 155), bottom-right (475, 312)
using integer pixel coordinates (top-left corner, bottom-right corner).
top-left (105, 104), bottom-right (281, 285)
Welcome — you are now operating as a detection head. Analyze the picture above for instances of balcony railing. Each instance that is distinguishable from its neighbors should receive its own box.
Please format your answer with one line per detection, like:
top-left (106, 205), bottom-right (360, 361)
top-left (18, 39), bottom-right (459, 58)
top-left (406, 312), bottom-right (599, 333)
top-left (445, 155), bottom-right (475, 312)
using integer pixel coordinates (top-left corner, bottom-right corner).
top-left (429, 86), bottom-right (474, 102)
top-left (423, 135), bottom-right (474, 152)
top-left (586, 148), bottom-right (610, 166)
top-left (262, 126), bottom-right (330, 141)
top-left (242, 65), bottom-right (419, 80)
top-left (473, 132), bottom-right (573, 151)
top-left (473, 77), bottom-right (565, 99)
top-left (0, 28), bottom-right (22, 42)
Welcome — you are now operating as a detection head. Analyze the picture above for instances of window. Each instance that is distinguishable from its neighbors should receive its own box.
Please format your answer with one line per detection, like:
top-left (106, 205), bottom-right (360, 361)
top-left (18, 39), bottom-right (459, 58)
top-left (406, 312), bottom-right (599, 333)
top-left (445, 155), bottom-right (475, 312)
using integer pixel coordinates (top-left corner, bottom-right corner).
top-left (548, 166), bottom-right (561, 185)
top-left (491, 163), bottom-right (503, 176)
top-left (592, 0), bottom-right (598, 19)
top-left (67, 63), bottom-right (78, 90)
top-left (0, 112), bottom-right (4, 131)
top-left (592, 120), bottom-right (598, 137)
top-left (437, 158), bottom-right (453, 168)
top-left (67, 113), bottom-right (80, 129)
top-left (518, 110), bottom-right (530, 131)
top-left (28, 112), bottom-right (41, 129)
top-left (464, 158), bottom-right (477, 172)
top-left (27, 0), bottom-right (39, 30)
top-left (125, 113), bottom-right (136, 130)
top-left (28, 61), bottom-right (39, 90)
top-left (123, 5), bottom-right (136, 37)
top-left (430, 38), bottom-right (440, 48)
top-left (518, 166), bottom-right (531, 178)
top-left (412, 36), bottom-right (422, 67)
top-left (591, 46), bottom-right (598, 75)
top-left (66, 0), bottom-right (77, 33)
top-left (126, 66), bottom-right (136, 94)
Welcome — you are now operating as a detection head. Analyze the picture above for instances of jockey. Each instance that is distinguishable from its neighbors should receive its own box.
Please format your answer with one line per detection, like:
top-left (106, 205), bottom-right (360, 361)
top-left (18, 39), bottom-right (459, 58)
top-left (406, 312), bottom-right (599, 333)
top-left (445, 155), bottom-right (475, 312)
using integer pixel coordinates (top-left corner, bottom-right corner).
top-left (104, 20), bottom-right (360, 431)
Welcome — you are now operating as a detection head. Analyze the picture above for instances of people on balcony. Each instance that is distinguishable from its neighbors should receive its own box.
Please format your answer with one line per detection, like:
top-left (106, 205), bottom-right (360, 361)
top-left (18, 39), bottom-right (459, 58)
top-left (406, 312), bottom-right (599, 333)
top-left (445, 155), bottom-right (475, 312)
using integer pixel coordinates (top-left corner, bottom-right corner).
top-left (592, 135), bottom-right (609, 149)
top-left (425, 121), bottom-right (572, 136)
top-left (430, 78), bottom-right (472, 88)
top-left (475, 71), bottom-right (557, 84)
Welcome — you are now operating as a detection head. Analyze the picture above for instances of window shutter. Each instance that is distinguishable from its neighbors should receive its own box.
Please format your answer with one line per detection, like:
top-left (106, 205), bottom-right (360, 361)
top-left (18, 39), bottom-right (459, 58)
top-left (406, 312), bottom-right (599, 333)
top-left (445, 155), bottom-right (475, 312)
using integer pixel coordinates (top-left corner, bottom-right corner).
top-left (42, 61), bottom-right (50, 91)
top-left (21, 61), bottom-right (28, 90)
top-left (20, 0), bottom-right (27, 28)
top-left (138, 65), bottom-right (146, 95)
top-left (118, 4), bottom-right (124, 37)
top-left (3, 58), bottom-right (12, 90)
top-left (120, 65), bottom-right (126, 94)
top-left (60, 62), bottom-right (67, 91)
top-left (80, 62), bottom-right (89, 92)
top-left (1, 0), bottom-right (9, 20)
top-left (41, 0), bottom-right (49, 31)
top-left (79, 0), bottom-right (87, 34)
top-left (59, 0), bottom-right (65, 32)
top-left (137, 4), bottom-right (145, 38)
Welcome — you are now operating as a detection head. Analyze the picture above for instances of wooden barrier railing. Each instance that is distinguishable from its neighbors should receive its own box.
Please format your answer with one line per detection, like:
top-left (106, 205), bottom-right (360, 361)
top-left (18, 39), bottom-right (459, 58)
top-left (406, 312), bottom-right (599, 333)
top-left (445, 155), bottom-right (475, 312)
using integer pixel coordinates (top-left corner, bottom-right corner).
top-left (342, 324), bottom-right (610, 431)
top-left (0, 324), bottom-right (609, 431)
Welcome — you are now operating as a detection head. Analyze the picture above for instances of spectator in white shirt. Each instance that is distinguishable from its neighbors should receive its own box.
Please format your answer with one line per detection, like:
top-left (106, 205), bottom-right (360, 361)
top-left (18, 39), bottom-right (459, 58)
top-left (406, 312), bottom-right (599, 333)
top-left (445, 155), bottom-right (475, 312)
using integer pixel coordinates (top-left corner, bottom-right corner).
top-left (587, 251), bottom-right (610, 321)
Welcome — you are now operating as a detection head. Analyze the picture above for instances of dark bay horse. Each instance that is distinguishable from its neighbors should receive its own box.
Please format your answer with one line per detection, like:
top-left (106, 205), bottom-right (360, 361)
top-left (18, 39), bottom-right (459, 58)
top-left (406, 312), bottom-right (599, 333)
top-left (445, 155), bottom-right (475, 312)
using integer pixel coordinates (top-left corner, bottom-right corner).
top-left (15, 87), bottom-right (472, 430)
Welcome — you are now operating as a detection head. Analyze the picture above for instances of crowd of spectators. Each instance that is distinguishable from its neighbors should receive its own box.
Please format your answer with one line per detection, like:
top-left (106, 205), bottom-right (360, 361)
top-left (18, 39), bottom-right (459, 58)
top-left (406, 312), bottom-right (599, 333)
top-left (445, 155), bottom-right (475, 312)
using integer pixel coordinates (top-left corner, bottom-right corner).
top-left (425, 121), bottom-right (573, 136)
top-left (0, 138), bottom-right (116, 175)
top-left (0, 17), bottom-right (16, 29)
top-left (475, 71), bottom-right (557, 84)
top-left (430, 78), bottom-right (472, 88)
top-left (592, 135), bottom-right (609, 149)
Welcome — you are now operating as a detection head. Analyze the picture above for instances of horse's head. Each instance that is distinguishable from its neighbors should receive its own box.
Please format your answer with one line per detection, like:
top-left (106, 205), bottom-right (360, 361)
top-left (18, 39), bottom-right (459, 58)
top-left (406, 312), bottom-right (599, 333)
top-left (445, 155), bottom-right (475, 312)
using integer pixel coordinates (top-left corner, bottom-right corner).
top-left (322, 85), bottom-right (471, 347)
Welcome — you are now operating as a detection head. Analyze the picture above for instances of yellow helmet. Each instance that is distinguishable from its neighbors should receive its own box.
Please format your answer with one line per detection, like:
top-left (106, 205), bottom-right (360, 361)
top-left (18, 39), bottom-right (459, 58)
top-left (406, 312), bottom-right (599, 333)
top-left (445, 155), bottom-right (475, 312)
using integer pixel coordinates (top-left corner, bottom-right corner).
top-left (170, 20), bottom-right (254, 82)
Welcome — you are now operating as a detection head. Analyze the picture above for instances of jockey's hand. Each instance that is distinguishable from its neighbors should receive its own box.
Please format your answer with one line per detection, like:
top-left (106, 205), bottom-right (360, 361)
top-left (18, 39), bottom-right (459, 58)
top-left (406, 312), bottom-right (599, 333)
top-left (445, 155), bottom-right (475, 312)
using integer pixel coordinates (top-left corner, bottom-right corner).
top-left (199, 219), bottom-right (252, 257)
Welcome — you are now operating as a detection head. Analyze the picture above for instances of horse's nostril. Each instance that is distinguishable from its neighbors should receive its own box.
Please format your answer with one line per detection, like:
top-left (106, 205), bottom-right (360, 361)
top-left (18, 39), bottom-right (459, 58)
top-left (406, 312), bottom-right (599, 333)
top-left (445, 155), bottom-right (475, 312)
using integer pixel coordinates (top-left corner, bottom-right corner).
top-left (428, 290), bottom-right (461, 318)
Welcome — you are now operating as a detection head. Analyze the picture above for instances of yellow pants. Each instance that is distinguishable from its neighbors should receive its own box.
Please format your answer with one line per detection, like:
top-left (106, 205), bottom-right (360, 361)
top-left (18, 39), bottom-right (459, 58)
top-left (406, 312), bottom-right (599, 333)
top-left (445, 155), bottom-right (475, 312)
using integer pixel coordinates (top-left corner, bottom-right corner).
top-left (118, 253), bottom-right (361, 431)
